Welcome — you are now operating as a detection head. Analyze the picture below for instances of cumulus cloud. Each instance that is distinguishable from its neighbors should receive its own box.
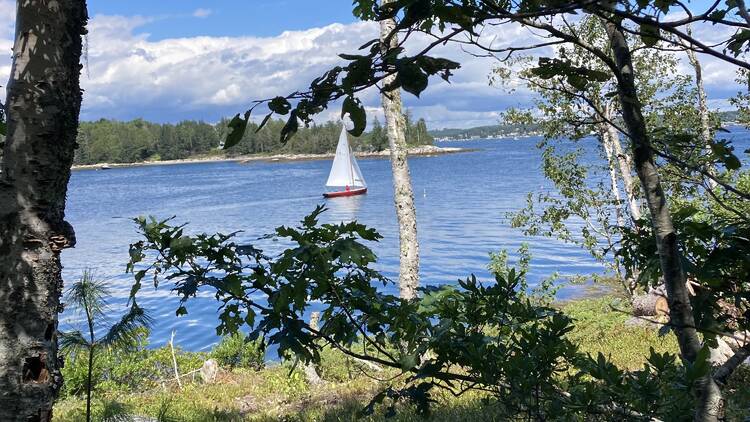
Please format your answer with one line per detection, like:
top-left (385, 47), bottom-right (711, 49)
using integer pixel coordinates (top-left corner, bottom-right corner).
top-left (0, 3), bottom-right (744, 129)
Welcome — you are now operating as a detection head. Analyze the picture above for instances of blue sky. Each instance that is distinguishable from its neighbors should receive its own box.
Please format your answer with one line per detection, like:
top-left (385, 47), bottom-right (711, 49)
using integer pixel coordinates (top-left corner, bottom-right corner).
top-left (88, 0), bottom-right (359, 39)
top-left (0, 0), bottom-right (742, 128)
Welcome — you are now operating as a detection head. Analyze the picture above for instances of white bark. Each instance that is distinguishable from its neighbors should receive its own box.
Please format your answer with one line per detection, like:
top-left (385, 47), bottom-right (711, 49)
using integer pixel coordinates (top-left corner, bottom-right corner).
top-left (380, 0), bottom-right (420, 300)
top-left (599, 121), bottom-right (625, 227)
top-left (0, 1), bottom-right (87, 420)
top-left (608, 123), bottom-right (642, 224)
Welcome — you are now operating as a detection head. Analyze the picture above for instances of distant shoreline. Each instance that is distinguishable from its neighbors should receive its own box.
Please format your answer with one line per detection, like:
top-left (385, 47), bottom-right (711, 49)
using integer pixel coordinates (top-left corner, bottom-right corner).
top-left (71, 145), bottom-right (472, 171)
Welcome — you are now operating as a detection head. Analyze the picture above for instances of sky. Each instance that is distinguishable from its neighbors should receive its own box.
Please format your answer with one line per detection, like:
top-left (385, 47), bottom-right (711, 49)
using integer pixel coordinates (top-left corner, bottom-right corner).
top-left (0, 0), bottom-right (744, 129)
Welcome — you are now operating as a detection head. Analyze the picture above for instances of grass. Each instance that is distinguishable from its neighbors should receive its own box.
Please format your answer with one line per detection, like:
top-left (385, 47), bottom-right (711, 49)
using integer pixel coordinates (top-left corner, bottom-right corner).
top-left (560, 296), bottom-right (679, 370)
top-left (53, 296), bottom-right (748, 421)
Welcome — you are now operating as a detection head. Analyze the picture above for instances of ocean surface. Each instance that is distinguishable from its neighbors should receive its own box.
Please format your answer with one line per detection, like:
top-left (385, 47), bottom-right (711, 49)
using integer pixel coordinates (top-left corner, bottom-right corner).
top-left (59, 131), bottom-right (750, 351)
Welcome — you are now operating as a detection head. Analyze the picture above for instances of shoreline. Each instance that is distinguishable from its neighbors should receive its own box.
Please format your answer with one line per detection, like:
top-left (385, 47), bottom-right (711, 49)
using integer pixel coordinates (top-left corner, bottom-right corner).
top-left (71, 145), bottom-right (472, 171)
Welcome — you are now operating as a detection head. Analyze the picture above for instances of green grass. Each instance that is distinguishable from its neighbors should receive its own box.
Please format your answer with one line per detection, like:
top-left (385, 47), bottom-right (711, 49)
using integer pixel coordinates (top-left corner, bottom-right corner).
top-left (560, 296), bottom-right (679, 369)
top-left (53, 296), bottom-right (748, 421)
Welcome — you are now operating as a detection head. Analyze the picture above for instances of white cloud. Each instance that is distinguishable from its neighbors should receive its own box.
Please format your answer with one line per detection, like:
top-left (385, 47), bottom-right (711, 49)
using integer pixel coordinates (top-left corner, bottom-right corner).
top-left (192, 8), bottom-right (212, 18)
top-left (0, 5), bottom-right (744, 129)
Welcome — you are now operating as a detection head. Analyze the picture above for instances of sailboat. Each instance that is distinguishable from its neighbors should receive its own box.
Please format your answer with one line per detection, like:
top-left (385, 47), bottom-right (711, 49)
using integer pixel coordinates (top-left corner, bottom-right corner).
top-left (323, 126), bottom-right (367, 198)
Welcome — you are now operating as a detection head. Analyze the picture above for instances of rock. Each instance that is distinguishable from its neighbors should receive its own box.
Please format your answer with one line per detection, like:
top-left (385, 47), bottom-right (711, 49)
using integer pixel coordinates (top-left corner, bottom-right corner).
top-left (236, 394), bottom-right (260, 415)
top-left (199, 359), bottom-right (219, 384)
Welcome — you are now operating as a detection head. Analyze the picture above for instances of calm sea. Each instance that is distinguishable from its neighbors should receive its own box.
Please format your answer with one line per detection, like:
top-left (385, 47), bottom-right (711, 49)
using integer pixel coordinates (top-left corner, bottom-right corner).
top-left (59, 131), bottom-right (750, 351)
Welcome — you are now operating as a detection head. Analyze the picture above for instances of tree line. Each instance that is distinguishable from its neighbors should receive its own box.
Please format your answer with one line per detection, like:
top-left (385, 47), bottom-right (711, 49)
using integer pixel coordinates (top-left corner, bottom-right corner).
top-left (73, 112), bottom-right (432, 165)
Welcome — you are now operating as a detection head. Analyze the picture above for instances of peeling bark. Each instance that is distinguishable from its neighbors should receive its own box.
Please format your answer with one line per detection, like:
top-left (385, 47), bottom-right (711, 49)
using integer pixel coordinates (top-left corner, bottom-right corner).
top-left (0, 1), bottom-right (87, 420)
top-left (380, 0), bottom-right (420, 300)
top-left (604, 20), bottom-right (722, 422)
top-left (605, 108), bottom-right (642, 224)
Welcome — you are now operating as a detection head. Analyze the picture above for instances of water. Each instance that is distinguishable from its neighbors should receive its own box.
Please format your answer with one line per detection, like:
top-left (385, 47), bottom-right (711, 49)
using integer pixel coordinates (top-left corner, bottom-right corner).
top-left (60, 131), bottom-right (750, 351)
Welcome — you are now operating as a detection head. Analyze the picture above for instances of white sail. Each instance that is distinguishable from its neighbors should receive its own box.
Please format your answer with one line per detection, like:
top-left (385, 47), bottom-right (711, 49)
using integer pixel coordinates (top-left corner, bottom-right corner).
top-left (326, 126), bottom-right (366, 188)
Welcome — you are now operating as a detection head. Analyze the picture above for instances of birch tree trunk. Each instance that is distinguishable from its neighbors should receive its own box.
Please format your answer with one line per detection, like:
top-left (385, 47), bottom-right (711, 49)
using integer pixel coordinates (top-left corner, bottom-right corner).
top-left (684, 25), bottom-right (718, 191)
top-left (601, 101), bottom-right (642, 224)
top-left (380, 0), bottom-right (419, 300)
top-left (598, 121), bottom-right (625, 227)
top-left (608, 122), bottom-right (642, 223)
top-left (604, 20), bottom-right (722, 422)
top-left (0, 1), bottom-right (87, 420)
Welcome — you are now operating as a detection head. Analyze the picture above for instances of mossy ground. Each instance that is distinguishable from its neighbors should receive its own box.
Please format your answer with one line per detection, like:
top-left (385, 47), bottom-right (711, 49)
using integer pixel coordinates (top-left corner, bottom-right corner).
top-left (53, 296), bottom-right (749, 421)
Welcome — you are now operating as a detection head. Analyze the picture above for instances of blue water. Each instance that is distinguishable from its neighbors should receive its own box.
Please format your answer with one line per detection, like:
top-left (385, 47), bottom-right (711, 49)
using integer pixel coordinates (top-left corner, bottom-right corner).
top-left (59, 131), bottom-right (750, 351)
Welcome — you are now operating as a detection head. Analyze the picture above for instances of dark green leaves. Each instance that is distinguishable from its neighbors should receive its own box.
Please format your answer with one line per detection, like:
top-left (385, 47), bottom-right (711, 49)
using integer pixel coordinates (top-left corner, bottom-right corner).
top-left (223, 111), bottom-right (250, 150)
top-left (530, 58), bottom-right (610, 91)
top-left (397, 62), bottom-right (429, 97)
top-left (727, 29), bottom-right (750, 56)
top-left (710, 140), bottom-right (742, 170)
top-left (268, 96), bottom-right (292, 115)
top-left (281, 111), bottom-right (299, 144)
top-left (341, 96), bottom-right (366, 136)
top-left (415, 56), bottom-right (461, 82)
top-left (639, 22), bottom-right (660, 47)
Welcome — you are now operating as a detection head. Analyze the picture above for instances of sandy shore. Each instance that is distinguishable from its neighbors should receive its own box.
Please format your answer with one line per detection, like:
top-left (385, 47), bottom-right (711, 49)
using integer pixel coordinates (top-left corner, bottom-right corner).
top-left (72, 145), bottom-right (470, 171)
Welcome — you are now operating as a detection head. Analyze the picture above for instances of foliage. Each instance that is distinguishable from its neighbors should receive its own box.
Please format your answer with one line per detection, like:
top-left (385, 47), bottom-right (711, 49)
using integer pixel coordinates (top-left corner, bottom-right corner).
top-left (75, 119), bottom-right (221, 164)
top-left (73, 113), bottom-right (432, 165)
top-left (60, 328), bottom-right (206, 398)
top-left (54, 295), bottom-right (750, 421)
top-left (488, 243), bottom-right (559, 304)
top-left (618, 195), bottom-right (750, 338)
top-left (125, 207), bottom-right (718, 419)
top-left (209, 333), bottom-right (265, 370)
top-left (493, 15), bottom-right (709, 295)
top-left (223, 0), bottom-right (750, 149)
top-left (509, 145), bottom-right (625, 280)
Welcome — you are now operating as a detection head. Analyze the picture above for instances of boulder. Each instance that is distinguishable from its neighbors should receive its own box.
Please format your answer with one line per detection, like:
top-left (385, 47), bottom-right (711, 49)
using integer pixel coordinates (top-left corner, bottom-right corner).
top-left (199, 359), bottom-right (219, 384)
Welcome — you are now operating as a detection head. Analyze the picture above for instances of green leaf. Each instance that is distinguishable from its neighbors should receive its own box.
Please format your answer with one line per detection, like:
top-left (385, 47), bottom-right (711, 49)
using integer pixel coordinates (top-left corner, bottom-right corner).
top-left (567, 74), bottom-right (588, 91)
top-left (415, 56), bottom-right (461, 82)
top-left (0, 120), bottom-right (6, 136)
top-left (256, 112), bottom-right (273, 133)
top-left (685, 346), bottom-right (711, 383)
top-left (399, 353), bottom-right (419, 370)
top-left (398, 62), bottom-right (429, 97)
top-left (341, 96), bottom-right (366, 137)
top-left (268, 96), bottom-right (292, 115)
top-left (223, 111), bottom-right (250, 150)
top-left (640, 22), bottom-right (660, 47)
top-left (280, 111), bottom-right (299, 144)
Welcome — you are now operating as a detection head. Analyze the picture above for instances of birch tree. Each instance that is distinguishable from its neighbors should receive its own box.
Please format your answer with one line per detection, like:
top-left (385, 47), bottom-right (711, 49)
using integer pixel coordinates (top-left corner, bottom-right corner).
top-left (682, 25), bottom-right (719, 190)
top-left (380, 0), bottom-right (420, 299)
top-left (0, 1), bottom-right (88, 420)
top-left (603, 19), bottom-right (722, 420)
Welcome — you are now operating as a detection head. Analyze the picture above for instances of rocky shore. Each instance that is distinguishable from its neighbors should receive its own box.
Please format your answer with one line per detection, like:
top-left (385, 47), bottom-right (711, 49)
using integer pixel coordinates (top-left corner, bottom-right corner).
top-left (71, 145), bottom-right (470, 171)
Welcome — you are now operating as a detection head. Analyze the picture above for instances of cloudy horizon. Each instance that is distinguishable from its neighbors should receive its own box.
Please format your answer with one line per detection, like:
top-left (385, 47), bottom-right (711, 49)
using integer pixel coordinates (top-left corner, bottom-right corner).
top-left (0, 0), bottom-right (743, 129)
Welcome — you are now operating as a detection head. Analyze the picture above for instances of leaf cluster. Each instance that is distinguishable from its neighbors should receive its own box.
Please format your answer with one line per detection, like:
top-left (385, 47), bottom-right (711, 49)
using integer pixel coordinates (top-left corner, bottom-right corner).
top-left (127, 207), bottom-right (706, 419)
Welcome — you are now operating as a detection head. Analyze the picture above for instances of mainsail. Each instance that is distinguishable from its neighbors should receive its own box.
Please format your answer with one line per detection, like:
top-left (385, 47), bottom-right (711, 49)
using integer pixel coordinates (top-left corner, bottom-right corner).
top-left (325, 126), bottom-right (367, 188)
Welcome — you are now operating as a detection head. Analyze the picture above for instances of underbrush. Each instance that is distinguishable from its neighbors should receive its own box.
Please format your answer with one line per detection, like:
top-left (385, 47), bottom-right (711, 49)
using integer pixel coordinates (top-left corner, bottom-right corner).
top-left (54, 296), bottom-right (749, 421)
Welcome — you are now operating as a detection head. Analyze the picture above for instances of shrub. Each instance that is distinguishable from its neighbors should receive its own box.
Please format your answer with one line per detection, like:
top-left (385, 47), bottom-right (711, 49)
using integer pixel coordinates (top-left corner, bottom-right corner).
top-left (209, 333), bottom-right (264, 370)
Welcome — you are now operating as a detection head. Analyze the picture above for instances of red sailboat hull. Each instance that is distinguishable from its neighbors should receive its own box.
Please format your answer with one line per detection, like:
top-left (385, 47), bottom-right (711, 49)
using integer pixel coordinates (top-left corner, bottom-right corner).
top-left (323, 187), bottom-right (367, 198)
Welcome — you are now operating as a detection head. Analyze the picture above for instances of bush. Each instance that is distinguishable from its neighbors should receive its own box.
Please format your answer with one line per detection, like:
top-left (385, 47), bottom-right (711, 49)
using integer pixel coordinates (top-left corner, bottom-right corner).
top-left (61, 328), bottom-right (208, 397)
top-left (209, 333), bottom-right (265, 370)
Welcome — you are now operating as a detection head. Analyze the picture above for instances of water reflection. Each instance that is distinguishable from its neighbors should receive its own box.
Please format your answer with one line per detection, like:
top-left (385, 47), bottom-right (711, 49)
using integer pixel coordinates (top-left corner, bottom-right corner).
top-left (325, 194), bottom-right (364, 222)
